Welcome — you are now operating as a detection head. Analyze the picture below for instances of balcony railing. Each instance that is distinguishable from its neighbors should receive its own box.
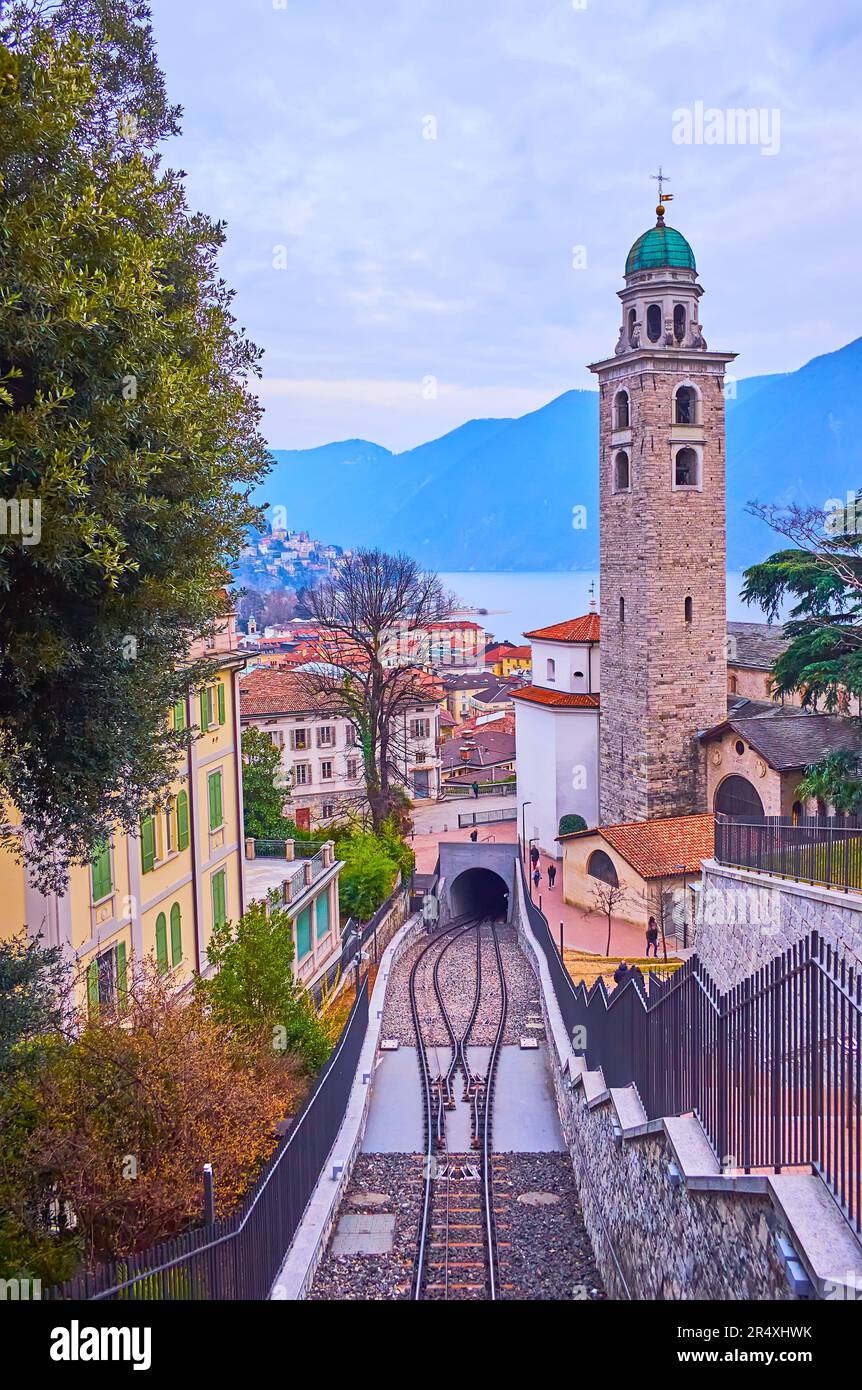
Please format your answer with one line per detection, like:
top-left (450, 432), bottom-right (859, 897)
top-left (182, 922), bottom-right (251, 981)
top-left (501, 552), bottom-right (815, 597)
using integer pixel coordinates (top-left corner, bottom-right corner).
top-left (715, 813), bottom-right (862, 894)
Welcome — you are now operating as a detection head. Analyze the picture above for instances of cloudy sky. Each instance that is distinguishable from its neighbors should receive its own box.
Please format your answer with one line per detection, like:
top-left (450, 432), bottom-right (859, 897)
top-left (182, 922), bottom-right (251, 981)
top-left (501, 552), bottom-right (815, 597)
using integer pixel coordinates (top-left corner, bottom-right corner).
top-left (149, 0), bottom-right (862, 451)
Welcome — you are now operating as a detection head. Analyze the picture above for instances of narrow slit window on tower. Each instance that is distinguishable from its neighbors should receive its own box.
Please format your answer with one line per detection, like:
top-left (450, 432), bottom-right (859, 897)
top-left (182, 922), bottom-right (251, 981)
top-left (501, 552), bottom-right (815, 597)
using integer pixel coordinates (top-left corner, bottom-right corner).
top-left (675, 446), bottom-right (699, 487)
top-left (614, 449), bottom-right (630, 491)
top-left (614, 390), bottom-right (630, 429)
top-left (646, 304), bottom-right (662, 342)
top-left (684, 595), bottom-right (693, 624)
top-left (674, 304), bottom-right (687, 342)
top-left (627, 307), bottom-right (637, 345)
top-left (675, 384), bottom-right (697, 425)
top-left (619, 596), bottom-right (625, 623)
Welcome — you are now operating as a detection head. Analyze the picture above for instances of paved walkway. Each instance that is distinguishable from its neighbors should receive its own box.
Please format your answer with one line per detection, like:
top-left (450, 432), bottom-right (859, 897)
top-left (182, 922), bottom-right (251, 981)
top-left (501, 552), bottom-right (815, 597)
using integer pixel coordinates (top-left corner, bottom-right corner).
top-left (525, 848), bottom-right (649, 958)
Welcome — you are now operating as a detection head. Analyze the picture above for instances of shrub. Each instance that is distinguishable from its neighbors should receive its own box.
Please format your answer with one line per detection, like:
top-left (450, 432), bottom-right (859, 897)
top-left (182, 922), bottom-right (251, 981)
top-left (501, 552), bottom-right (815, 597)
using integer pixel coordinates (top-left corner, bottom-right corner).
top-left (558, 813), bottom-right (588, 837)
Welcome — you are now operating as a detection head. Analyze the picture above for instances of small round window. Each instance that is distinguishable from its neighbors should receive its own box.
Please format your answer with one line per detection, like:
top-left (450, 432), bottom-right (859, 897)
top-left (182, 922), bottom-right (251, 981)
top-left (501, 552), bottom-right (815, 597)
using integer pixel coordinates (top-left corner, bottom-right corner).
top-left (735, 740), bottom-right (745, 756)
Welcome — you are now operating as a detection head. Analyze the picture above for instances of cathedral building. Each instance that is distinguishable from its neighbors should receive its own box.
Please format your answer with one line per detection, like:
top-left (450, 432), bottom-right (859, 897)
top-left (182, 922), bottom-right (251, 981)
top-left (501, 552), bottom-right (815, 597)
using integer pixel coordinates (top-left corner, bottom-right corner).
top-left (590, 198), bottom-right (736, 825)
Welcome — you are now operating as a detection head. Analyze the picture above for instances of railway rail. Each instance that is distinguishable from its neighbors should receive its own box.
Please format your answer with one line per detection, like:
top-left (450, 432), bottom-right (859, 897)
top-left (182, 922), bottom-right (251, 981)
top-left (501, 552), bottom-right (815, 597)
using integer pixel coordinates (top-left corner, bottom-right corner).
top-left (409, 913), bottom-right (509, 1300)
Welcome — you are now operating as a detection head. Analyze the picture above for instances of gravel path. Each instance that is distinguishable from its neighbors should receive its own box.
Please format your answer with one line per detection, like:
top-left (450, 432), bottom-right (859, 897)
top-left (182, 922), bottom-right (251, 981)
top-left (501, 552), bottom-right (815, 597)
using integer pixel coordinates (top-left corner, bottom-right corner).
top-left (494, 1152), bottom-right (605, 1301)
top-left (307, 1153), bottom-right (423, 1301)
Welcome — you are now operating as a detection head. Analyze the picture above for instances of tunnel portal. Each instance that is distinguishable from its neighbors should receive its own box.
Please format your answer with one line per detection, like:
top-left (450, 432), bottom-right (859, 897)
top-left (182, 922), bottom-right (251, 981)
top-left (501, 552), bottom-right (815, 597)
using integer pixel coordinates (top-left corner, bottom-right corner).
top-left (449, 866), bottom-right (509, 920)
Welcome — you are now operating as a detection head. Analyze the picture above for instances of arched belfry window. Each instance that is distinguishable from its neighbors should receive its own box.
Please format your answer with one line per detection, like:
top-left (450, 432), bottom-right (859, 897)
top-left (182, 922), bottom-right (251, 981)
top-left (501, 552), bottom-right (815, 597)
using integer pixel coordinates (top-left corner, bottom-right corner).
top-left (614, 390), bottom-right (630, 429)
top-left (684, 595), bottom-right (693, 624)
top-left (675, 447), bottom-right (699, 488)
top-left (646, 304), bottom-right (662, 343)
top-left (675, 385), bottom-right (697, 425)
top-left (627, 307), bottom-right (637, 345)
top-left (614, 450), bottom-right (630, 492)
top-left (673, 304), bottom-right (687, 343)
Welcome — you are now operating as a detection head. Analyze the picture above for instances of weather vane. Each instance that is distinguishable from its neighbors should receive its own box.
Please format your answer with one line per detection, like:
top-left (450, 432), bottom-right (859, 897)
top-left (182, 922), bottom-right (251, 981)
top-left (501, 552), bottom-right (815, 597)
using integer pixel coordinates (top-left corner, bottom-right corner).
top-left (651, 166), bottom-right (674, 208)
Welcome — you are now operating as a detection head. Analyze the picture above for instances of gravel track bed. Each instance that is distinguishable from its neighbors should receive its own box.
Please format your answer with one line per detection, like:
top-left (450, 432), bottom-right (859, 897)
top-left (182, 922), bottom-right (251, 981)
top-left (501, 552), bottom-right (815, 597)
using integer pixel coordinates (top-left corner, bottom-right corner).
top-left (307, 1153), bottom-right (423, 1301)
top-left (380, 922), bottom-right (543, 1046)
top-left (494, 1152), bottom-right (605, 1301)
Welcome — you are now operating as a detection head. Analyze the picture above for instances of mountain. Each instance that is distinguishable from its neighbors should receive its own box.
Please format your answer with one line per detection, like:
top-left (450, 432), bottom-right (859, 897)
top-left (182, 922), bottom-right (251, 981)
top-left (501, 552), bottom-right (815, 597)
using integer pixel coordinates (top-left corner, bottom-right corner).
top-left (255, 337), bottom-right (862, 572)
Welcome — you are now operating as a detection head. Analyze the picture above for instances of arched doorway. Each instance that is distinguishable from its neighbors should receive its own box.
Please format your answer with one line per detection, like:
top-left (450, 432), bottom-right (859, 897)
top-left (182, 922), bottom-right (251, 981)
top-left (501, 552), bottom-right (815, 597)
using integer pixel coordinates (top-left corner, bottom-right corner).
top-left (714, 775), bottom-right (765, 821)
top-left (449, 867), bottom-right (508, 919)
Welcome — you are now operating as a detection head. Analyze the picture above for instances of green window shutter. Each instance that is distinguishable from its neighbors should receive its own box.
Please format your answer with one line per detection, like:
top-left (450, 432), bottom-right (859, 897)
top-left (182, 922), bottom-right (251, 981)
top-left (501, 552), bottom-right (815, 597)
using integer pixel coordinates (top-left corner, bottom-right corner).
top-left (217, 681), bottom-right (226, 726)
top-left (208, 771), bottom-right (223, 830)
top-left (316, 889), bottom-right (330, 940)
top-left (170, 903), bottom-right (182, 966)
top-left (173, 701), bottom-right (186, 731)
top-left (155, 913), bottom-right (169, 973)
top-left (90, 843), bottom-right (112, 901)
top-left (116, 941), bottom-right (128, 1010)
top-left (141, 816), bottom-right (155, 874)
top-left (296, 906), bottom-right (312, 960)
top-left (176, 791), bottom-right (190, 851)
top-left (86, 959), bottom-right (100, 1016)
top-left (199, 689), bottom-right (208, 728)
top-left (211, 870), bottom-right (226, 928)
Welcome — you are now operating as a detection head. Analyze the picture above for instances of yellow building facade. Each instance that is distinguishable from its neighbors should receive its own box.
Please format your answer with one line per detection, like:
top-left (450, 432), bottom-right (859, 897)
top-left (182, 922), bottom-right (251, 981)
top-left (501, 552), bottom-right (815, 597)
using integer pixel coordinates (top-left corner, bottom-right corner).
top-left (0, 624), bottom-right (247, 1010)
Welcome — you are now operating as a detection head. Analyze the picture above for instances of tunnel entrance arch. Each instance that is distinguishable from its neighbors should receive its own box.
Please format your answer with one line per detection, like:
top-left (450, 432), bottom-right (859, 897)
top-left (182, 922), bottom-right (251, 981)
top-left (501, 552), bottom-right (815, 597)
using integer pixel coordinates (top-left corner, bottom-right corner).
top-left (449, 866), bottom-right (509, 920)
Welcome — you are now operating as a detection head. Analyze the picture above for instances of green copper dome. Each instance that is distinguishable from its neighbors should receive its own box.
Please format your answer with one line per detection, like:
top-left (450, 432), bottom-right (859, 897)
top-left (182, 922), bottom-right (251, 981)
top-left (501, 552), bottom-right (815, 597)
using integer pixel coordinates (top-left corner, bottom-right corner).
top-left (625, 223), bottom-right (696, 275)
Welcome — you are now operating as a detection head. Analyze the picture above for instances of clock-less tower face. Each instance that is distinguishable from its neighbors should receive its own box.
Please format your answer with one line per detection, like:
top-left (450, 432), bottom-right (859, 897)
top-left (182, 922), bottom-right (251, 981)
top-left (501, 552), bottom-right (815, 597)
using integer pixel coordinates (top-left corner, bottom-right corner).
top-left (589, 206), bottom-right (736, 825)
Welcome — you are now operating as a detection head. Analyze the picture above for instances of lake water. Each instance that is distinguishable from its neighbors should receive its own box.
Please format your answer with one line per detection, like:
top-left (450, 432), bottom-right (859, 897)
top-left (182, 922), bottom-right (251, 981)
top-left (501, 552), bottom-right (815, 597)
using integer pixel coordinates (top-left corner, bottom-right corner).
top-left (440, 571), bottom-right (768, 645)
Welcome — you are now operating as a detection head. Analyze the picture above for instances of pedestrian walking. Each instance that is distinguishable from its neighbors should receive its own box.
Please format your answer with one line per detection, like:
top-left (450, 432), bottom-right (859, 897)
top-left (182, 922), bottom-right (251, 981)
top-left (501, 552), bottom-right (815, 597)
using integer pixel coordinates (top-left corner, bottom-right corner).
top-left (547, 863), bottom-right (557, 888)
top-left (530, 844), bottom-right (540, 868)
top-left (646, 915), bottom-right (659, 958)
top-left (469, 828), bottom-right (478, 842)
top-left (533, 867), bottom-right (542, 890)
top-left (613, 960), bottom-right (629, 987)
top-left (471, 780), bottom-right (480, 799)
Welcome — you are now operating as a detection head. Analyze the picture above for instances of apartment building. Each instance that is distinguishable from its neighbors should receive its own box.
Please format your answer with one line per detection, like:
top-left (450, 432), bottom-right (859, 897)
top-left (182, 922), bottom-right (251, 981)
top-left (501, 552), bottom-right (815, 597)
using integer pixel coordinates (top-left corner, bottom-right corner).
top-left (240, 667), bottom-right (443, 824)
top-left (0, 616), bottom-right (247, 1008)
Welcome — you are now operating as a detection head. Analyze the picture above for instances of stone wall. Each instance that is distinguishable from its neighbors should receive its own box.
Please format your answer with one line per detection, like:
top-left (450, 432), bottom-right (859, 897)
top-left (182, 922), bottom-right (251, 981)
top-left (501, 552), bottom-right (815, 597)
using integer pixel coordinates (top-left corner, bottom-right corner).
top-left (512, 870), bottom-right (862, 1301)
top-left (694, 859), bottom-right (862, 990)
top-left (563, 1087), bottom-right (789, 1301)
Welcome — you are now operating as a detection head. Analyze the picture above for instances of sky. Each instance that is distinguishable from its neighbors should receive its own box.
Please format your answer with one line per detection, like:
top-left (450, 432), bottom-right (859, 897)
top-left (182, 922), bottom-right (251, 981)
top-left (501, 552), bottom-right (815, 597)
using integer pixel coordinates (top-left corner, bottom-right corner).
top-left (148, 0), bottom-right (862, 452)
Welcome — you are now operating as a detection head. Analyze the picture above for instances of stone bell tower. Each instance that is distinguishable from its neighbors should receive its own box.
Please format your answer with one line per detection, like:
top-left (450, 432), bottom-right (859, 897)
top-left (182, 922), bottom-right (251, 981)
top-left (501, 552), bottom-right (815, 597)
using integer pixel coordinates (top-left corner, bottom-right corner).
top-left (590, 187), bottom-right (736, 825)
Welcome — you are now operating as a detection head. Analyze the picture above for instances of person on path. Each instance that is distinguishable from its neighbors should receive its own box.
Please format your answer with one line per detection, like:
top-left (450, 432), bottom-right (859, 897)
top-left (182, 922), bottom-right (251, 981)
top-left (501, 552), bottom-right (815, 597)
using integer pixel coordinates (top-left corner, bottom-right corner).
top-left (530, 844), bottom-right (540, 868)
top-left (533, 867), bottom-right (542, 891)
top-left (469, 828), bottom-right (478, 842)
top-left (646, 916), bottom-right (660, 958)
top-left (613, 960), bottom-right (629, 987)
top-left (471, 780), bottom-right (480, 799)
top-left (547, 863), bottom-right (557, 888)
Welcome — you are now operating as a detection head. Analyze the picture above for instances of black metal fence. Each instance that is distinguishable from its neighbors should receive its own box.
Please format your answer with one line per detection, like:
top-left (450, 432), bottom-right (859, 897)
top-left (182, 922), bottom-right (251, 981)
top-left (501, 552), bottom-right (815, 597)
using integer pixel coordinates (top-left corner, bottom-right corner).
top-left (715, 812), bottom-right (862, 893)
top-left (457, 806), bottom-right (518, 828)
top-left (521, 864), bottom-right (862, 1235)
top-left (47, 977), bottom-right (370, 1300)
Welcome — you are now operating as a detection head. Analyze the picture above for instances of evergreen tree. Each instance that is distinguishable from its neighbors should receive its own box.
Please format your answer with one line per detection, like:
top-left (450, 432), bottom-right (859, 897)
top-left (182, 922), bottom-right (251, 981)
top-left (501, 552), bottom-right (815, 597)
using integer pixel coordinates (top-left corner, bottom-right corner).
top-left (0, 1), bottom-right (269, 889)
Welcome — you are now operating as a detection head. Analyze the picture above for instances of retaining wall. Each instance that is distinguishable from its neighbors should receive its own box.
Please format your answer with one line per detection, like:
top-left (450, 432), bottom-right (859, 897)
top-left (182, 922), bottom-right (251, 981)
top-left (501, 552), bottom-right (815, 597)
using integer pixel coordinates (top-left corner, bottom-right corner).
top-left (512, 870), bottom-right (862, 1302)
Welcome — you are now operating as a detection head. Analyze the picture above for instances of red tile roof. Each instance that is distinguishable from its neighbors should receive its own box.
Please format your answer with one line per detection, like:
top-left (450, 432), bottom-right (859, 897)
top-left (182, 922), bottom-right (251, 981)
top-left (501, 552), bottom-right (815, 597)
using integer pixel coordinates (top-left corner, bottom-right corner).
top-left (239, 669), bottom-right (321, 716)
top-left (510, 686), bottom-right (599, 709)
top-left (560, 813), bottom-right (715, 879)
top-left (485, 644), bottom-right (531, 663)
top-left (524, 614), bottom-right (600, 644)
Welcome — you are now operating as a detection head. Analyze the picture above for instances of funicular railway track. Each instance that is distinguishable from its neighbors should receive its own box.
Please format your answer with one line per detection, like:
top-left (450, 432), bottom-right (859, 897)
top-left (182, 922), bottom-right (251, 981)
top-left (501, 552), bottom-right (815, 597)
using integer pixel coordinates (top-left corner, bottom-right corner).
top-left (409, 913), bottom-right (509, 1300)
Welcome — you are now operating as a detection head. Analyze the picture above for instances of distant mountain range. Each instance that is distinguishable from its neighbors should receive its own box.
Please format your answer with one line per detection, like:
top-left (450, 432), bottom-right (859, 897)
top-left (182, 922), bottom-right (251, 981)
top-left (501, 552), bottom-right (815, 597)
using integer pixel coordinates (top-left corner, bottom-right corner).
top-left (254, 337), bottom-right (862, 573)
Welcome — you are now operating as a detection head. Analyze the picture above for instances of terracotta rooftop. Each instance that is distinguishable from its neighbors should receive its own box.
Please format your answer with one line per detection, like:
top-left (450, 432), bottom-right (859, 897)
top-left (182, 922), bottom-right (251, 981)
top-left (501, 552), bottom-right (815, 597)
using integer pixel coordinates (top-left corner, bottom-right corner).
top-left (486, 643), bottom-right (531, 663)
top-left (559, 813), bottom-right (715, 879)
top-left (239, 669), bottom-right (321, 716)
top-left (510, 686), bottom-right (599, 710)
top-left (524, 614), bottom-right (600, 644)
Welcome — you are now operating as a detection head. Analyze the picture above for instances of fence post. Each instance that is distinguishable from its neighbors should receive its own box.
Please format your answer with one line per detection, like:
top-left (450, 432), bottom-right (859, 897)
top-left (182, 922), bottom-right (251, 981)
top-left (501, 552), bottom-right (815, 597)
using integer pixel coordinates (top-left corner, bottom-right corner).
top-left (717, 992), bottom-right (728, 1171)
top-left (203, 1163), bottom-right (215, 1229)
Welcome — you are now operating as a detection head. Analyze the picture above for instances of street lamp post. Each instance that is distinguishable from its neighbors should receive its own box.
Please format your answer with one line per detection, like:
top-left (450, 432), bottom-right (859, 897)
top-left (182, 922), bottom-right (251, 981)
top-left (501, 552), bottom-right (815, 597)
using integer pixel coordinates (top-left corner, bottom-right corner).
top-left (673, 863), bottom-right (688, 949)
